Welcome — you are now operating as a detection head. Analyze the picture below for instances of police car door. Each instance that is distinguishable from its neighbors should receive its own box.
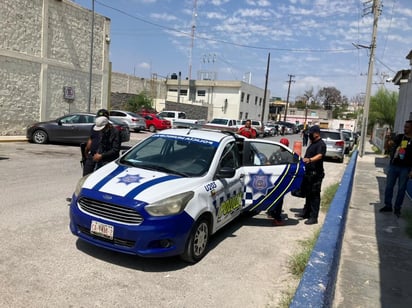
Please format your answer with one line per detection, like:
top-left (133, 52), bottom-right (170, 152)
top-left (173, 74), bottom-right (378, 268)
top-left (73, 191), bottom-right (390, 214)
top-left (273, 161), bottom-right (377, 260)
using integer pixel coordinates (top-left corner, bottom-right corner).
top-left (241, 140), bottom-right (304, 213)
top-left (211, 141), bottom-right (243, 230)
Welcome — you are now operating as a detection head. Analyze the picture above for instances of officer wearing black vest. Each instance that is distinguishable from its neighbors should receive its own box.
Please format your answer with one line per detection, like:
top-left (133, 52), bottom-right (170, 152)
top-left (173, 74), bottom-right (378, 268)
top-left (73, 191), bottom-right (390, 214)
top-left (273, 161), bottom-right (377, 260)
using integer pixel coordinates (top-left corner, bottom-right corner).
top-left (82, 109), bottom-right (121, 176)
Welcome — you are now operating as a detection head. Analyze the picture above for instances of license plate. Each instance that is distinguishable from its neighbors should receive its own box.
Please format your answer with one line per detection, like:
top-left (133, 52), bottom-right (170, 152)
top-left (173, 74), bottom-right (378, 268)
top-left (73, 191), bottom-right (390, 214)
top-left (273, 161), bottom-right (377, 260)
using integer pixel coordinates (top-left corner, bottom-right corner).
top-left (90, 220), bottom-right (114, 240)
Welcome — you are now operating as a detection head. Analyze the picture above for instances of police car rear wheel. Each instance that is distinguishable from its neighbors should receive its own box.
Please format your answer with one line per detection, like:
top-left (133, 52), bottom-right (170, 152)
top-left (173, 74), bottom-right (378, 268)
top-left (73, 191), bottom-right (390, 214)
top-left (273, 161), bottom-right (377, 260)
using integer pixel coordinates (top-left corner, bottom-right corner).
top-left (181, 218), bottom-right (209, 263)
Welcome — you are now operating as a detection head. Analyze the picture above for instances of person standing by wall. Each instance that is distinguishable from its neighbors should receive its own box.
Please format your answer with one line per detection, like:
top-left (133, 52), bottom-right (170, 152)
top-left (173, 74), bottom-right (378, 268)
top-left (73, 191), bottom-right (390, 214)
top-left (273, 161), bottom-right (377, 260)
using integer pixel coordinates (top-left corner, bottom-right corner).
top-left (82, 109), bottom-right (121, 176)
top-left (297, 125), bottom-right (326, 225)
top-left (380, 120), bottom-right (412, 217)
top-left (237, 119), bottom-right (257, 139)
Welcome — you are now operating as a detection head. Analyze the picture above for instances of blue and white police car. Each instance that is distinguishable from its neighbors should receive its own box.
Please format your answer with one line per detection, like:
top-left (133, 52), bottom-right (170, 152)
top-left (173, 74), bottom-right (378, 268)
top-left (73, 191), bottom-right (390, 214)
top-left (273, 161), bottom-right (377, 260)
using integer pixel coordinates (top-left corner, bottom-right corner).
top-left (69, 128), bottom-right (304, 263)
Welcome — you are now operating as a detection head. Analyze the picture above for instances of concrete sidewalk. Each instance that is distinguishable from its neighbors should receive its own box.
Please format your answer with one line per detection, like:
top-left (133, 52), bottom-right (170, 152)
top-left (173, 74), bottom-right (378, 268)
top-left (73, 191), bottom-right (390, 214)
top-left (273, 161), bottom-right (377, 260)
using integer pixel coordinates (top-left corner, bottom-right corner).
top-left (333, 142), bottom-right (412, 307)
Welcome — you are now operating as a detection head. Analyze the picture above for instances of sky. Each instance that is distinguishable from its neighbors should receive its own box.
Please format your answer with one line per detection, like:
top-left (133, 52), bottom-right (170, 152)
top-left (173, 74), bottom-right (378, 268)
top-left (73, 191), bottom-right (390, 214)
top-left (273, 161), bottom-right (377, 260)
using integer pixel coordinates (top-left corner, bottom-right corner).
top-left (72, 0), bottom-right (412, 102)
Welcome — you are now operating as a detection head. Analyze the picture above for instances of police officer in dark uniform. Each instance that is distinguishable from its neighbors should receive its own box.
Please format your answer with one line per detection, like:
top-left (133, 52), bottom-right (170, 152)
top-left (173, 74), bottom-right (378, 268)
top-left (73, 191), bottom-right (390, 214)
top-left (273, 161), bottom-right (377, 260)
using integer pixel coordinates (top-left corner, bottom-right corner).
top-left (82, 109), bottom-right (121, 176)
top-left (298, 125), bottom-right (326, 225)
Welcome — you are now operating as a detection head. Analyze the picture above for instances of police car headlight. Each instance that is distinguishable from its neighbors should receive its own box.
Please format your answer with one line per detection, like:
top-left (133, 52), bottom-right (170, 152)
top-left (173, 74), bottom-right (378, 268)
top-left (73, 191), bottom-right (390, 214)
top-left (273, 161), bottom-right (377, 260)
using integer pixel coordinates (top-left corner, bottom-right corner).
top-left (74, 175), bottom-right (91, 197)
top-left (145, 191), bottom-right (194, 216)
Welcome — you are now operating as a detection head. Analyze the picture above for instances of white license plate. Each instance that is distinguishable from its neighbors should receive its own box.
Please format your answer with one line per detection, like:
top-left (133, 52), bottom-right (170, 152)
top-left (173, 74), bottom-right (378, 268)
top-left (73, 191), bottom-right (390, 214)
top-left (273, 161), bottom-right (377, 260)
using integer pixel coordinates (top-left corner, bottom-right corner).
top-left (90, 220), bottom-right (114, 240)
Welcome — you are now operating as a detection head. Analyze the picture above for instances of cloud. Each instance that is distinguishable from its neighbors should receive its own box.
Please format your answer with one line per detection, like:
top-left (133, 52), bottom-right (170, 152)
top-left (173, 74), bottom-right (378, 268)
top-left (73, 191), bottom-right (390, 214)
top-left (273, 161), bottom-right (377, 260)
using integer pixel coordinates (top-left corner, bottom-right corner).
top-left (150, 13), bottom-right (178, 21)
top-left (139, 62), bottom-right (151, 69)
top-left (210, 0), bottom-right (230, 6)
top-left (236, 8), bottom-right (272, 18)
top-left (246, 0), bottom-right (271, 7)
top-left (205, 11), bottom-right (226, 19)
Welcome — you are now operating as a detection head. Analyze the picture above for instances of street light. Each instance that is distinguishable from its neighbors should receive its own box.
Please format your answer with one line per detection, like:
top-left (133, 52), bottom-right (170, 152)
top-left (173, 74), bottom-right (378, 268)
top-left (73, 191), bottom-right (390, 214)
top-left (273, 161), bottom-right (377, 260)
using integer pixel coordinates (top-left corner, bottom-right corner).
top-left (87, 0), bottom-right (95, 113)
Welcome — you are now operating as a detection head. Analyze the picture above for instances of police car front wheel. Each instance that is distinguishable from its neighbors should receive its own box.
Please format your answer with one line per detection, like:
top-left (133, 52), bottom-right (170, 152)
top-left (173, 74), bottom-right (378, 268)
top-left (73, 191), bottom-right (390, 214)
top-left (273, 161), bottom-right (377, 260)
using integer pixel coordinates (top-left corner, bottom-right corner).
top-left (181, 218), bottom-right (210, 263)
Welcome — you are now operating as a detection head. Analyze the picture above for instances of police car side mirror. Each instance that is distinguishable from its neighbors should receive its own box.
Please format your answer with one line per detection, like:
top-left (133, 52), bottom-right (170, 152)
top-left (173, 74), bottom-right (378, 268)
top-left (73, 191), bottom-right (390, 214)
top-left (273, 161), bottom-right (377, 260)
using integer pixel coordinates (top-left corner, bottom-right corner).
top-left (216, 167), bottom-right (236, 179)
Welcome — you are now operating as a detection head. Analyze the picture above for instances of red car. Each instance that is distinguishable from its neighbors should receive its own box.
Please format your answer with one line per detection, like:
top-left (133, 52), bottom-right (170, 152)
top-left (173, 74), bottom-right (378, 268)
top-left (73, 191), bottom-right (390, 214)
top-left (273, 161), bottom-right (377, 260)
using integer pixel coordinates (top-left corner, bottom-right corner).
top-left (141, 113), bottom-right (172, 132)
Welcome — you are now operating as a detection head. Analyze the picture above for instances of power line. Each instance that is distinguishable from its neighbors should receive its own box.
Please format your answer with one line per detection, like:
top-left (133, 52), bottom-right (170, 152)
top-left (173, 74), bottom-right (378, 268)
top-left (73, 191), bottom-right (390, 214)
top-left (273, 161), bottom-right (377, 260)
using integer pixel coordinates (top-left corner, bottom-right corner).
top-left (95, 0), bottom-right (357, 54)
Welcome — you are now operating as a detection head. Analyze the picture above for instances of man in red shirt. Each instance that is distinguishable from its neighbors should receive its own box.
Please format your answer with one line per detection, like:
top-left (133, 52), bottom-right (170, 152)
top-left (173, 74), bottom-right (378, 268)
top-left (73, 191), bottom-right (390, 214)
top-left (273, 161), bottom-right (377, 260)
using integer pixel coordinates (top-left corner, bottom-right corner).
top-left (238, 119), bottom-right (257, 138)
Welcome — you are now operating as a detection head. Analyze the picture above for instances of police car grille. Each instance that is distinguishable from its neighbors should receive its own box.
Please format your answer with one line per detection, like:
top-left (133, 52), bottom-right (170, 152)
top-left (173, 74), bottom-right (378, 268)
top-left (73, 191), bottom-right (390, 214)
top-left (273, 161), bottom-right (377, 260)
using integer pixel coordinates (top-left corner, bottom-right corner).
top-left (78, 197), bottom-right (143, 224)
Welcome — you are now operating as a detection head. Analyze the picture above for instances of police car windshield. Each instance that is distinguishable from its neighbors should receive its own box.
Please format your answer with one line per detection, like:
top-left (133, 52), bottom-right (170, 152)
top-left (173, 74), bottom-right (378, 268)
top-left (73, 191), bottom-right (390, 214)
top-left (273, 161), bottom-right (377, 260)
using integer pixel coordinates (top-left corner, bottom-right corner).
top-left (120, 134), bottom-right (217, 177)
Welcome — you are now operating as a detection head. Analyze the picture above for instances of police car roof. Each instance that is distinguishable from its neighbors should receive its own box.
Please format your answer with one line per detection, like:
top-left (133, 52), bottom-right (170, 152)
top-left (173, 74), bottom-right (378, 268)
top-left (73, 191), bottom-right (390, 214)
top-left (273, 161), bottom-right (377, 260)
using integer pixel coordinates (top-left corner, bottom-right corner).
top-left (156, 128), bottom-right (237, 143)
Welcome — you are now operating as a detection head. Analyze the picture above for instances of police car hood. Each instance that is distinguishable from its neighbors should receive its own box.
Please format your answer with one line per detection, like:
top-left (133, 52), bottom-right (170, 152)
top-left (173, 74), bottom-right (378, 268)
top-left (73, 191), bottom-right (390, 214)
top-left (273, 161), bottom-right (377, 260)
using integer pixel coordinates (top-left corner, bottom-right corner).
top-left (81, 162), bottom-right (202, 203)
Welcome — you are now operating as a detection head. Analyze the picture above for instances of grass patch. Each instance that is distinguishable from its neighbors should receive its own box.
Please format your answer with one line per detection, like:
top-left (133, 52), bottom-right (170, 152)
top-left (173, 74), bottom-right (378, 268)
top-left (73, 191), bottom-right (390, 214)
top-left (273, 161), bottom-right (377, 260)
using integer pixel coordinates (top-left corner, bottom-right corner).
top-left (278, 183), bottom-right (338, 307)
top-left (288, 229), bottom-right (321, 277)
top-left (277, 290), bottom-right (295, 308)
top-left (321, 182), bottom-right (340, 212)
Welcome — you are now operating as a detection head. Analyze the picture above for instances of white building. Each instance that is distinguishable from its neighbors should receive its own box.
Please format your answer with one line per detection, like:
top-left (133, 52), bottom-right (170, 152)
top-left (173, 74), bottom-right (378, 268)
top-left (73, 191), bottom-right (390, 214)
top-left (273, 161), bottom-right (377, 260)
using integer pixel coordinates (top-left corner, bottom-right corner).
top-left (165, 78), bottom-right (270, 122)
top-left (392, 50), bottom-right (412, 134)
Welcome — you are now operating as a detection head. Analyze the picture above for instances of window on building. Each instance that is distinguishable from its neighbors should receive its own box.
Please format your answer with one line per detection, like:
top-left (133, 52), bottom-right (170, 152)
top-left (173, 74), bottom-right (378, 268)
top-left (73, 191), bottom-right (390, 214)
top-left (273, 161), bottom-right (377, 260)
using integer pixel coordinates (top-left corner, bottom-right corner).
top-left (245, 112), bottom-right (249, 119)
top-left (239, 112), bottom-right (243, 120)
top-left (246, 94), bottom-right (250, 104)
top-left (179, 89), bottom-right (188, 96)
top-left (241, 92), bottom-right (245, 102)
top-left (255, 96), bottom-right (258, 105)
top-left (259, 97), bottom-right (262, 106)
top-left (197, 90), bottom-right (206, 96)
top-left (169, 89), bottom-right (177, 92)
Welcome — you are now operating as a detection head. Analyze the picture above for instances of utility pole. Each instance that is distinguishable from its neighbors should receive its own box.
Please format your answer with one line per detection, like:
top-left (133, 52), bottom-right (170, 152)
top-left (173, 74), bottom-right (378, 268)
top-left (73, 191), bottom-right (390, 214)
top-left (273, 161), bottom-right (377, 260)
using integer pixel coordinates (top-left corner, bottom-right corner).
top-left (261, 53), bottom-right (270, 124)
top-left (359, 0), bottom-right (381, 157)
top-left (188, 0), bottom-right (198, 80)
top-left (283, 74), bottom-right (295, 121)
top-left (87, 0), bottom-right (95, 113)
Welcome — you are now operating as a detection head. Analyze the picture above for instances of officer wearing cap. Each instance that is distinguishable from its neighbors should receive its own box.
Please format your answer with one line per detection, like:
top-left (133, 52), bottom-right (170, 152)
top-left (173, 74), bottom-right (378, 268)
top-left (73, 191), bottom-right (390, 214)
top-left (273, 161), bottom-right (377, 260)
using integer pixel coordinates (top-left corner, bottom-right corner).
top-left (82, 109), bottom-right (121, 176)
top-left (297, 125), bottom-right (326, 225)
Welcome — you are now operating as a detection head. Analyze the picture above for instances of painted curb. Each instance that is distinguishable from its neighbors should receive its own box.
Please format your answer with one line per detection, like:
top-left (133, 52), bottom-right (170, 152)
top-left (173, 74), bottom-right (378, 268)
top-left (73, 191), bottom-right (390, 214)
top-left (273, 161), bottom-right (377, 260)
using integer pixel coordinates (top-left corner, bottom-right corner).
top-left (290, 150), bottom-right (358, 307)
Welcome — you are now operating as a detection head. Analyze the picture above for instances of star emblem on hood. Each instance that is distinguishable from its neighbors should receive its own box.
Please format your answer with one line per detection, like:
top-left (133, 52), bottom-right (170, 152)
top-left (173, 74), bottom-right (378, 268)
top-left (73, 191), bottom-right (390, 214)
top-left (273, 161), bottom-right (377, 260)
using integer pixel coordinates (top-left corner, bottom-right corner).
top-left (118, 174), bottom-right (144, 185)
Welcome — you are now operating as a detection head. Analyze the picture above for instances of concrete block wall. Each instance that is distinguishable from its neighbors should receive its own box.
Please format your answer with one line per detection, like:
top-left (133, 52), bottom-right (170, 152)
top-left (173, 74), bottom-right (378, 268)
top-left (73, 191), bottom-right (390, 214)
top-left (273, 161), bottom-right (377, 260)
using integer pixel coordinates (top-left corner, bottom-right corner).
top-left (0, 0), bottom-right (110, 135)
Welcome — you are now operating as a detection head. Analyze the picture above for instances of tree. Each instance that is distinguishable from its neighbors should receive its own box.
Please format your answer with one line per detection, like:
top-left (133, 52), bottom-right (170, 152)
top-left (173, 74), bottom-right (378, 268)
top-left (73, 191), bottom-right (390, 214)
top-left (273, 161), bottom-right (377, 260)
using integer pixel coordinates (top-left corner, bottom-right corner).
top-left (295, 88), bottom-right (316, 109)
top-left (368, 88), bottom-right (398, 131)
top-left (317, 87), bottom-right (342, 110)
top-left (125, 91), bottom-right (154, 113)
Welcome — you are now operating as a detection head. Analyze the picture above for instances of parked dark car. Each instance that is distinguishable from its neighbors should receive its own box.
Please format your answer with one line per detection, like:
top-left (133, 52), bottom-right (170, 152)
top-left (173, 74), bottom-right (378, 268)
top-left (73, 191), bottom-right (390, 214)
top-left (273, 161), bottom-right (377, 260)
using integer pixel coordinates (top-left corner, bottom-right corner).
top-left (109, 117), bottom-right (130, 143)
top-left (27, 113), bottom-right (130, 144)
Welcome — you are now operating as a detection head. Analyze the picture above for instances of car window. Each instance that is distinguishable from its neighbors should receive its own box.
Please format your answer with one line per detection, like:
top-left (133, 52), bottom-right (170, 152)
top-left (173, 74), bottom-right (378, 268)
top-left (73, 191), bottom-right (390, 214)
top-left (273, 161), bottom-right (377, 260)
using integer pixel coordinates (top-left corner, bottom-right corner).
top-left (127, 112), bottom-right (142, 118)
top-left (247, 142), bottom-right (294, 166)
top-left (211, 118), bottom-right (229, 125)
top-left (85, 115), bottom-right (95, 123)
top-left (60, 114), bottom-right (81, 124)
top-left (120, 135), bottom-right (217, 177)
top-left (219, 142), bottom-right (240, 169)
top-left (110, 111), bottom-right (123, 117)
top-left (320, 131), bottom-right (341, 140)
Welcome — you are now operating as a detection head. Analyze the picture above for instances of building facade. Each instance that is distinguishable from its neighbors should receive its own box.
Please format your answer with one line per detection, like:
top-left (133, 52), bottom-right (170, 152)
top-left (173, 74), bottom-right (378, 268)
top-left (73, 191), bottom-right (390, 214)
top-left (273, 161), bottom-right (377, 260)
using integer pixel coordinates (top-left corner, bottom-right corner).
top-left (0, 0), bottom-right (110, 135)
top-left (392, 50), bottom-right (412, 134)
top-left (165, 78), bottom-right (270, 122)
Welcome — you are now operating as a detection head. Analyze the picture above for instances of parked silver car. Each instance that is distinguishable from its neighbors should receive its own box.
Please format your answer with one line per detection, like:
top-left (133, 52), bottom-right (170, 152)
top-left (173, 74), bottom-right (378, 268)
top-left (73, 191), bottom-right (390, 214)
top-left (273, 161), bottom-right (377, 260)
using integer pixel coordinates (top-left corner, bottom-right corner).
top-left (109, 110), bottom-right (146, 132)
top-left (341, 129), bottom-right (355, 154)
top-left (320, 129), bottom-right (345, 163)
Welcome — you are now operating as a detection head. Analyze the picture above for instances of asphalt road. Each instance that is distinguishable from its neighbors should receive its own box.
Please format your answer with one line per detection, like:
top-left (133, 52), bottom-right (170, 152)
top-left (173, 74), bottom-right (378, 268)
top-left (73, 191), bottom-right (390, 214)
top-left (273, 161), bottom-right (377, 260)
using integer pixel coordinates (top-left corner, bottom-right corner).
top-left (0, 131), bottom-right (346, 308)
